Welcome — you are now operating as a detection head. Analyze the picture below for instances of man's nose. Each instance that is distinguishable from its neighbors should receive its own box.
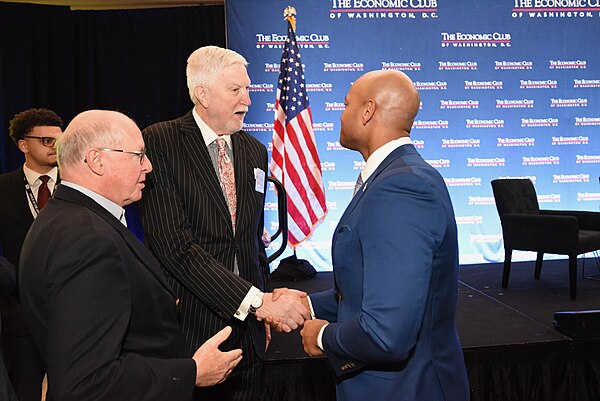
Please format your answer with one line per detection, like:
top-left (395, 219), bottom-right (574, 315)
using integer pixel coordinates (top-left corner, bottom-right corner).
top-left (242, 89), bottom-right (251, 106)
top-left (143, 155), bottom-right (153, 173)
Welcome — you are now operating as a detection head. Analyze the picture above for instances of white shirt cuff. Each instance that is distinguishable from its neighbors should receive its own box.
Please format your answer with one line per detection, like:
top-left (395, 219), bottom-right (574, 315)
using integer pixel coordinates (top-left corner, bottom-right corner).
top-left (317, 323), bottom-right (328, 351)
top-left (306, 295), bottom-right (316, 320)
top-left (235, 286), bottom-right (262, 321)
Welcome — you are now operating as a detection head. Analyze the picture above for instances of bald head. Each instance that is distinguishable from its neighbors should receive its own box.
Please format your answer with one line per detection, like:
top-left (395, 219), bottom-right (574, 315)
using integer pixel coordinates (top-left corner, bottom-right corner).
top-left (57, 110), bottom-right (152, 206)
top-left (339, 70), bottom-right (420, 160)
top-left (356, 70), bottom-right (420, 133)
top-left (58, 110), bottom-right (136, 172)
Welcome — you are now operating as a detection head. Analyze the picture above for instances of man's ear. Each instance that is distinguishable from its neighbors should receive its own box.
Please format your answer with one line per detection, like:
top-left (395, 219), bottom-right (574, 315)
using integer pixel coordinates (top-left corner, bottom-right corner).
top-left (17, 139), bottom-right (28, 154)
top-left (85, 148), bottom-right (105, 175)
top-left (195, 85), bottom-right (209, 108)
top-left (362, 99), bottom-right (376, 126)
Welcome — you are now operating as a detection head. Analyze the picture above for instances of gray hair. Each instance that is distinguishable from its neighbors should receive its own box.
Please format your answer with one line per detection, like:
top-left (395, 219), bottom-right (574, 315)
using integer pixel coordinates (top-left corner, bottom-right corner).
top-left (186, 45), bottom-right (248, 105)
top-left (57, 118), bottom-right (123, 170)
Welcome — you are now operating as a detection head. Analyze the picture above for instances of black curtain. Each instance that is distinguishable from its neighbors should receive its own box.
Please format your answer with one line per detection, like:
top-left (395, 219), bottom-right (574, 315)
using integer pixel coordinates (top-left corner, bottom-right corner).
top-left (0, 2), bottom-right (225, 237)
top-left (0, 2), bottom-right (226, 174)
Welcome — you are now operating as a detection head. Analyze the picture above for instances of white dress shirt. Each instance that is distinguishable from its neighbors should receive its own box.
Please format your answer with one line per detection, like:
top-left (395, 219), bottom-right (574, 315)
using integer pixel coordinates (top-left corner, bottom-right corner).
top-left (60, 181), bottom-right (127, 226)
top-left (23, 164), bottom-right (58, 218)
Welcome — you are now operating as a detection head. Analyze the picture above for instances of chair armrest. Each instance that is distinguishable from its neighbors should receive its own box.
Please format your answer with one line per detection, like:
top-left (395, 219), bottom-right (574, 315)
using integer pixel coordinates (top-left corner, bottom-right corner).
top-left (501, 213), bottom-right (579, 253)
top-left (541, 209), bottom-right (600, 231)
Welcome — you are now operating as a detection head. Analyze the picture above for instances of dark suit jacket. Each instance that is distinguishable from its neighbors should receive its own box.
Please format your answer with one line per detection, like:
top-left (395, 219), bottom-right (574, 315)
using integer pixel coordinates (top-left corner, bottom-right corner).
top-left (19, 186), bottom-right (196, 401)
top-left (0, 256), bottom-right (16, 335)
top-left (0, 167), bottom-right (34, 336)
top-left (311, 144), bottom-right (470, 401)
top-left (140, 111), bottom-right (269, 357)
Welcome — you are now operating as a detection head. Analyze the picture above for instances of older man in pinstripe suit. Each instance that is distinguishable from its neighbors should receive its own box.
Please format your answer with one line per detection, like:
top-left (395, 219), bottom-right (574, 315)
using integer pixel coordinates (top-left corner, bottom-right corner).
top-left (140, 46), bottom-right (310, 401)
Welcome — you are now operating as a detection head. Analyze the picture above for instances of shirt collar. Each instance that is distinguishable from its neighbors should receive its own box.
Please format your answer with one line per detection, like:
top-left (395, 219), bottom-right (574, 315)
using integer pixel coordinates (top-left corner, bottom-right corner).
top-left (192, 108), bottom-right (232, 148)
top-left (60, 181), bottom-right (125, 223)
top-left (360, 137), bottom-right (412, 182)
top-left (23, 164), bottom-right (58, 186)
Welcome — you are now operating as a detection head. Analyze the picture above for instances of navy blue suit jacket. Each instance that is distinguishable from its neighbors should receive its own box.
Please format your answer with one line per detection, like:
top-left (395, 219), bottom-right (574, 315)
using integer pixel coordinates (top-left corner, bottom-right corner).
top-left (311, 144), bottom-right (470, 401)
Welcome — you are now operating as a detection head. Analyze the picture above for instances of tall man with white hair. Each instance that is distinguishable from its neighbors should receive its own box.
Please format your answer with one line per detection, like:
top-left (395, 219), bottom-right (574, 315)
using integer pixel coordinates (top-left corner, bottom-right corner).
top-left (19, 110), bottom-right (243, 401)
top-left (140, 46), bottom-right (310, 401)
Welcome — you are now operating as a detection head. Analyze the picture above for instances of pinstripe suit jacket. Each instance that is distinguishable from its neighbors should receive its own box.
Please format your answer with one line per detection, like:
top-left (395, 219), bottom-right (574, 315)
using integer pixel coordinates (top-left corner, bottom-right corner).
top-left (140, 111), bottom-right (269, 359)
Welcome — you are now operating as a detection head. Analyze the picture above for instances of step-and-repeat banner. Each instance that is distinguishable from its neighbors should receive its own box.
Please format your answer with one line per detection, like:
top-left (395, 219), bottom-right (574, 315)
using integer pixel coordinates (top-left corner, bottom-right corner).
top-left (226, 0), bottom-right (600, 271)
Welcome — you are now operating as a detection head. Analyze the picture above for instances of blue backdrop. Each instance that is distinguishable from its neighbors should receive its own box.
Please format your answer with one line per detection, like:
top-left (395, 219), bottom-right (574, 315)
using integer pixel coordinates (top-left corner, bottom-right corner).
top-left (226, 0), bottom-right (600, 271)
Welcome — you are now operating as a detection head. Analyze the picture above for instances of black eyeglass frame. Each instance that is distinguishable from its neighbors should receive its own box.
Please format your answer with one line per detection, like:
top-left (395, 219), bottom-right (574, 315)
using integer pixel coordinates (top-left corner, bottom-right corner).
top-left (98, 147), bottom-right (147, 165)
top-left (23, 135), bottom-right (57, 147)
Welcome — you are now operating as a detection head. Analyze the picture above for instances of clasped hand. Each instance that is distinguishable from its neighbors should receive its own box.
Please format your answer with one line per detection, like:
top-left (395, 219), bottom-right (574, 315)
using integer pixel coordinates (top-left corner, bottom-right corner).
top-left (255, 288), bottom-right (311, 332)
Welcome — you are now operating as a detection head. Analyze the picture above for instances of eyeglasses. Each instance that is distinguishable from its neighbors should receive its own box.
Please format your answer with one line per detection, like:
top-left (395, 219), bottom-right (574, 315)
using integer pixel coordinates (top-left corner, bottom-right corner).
top-left (99, 148), bottom-right (147, 165)
top-left (23, 136), bottom-right (57, 147)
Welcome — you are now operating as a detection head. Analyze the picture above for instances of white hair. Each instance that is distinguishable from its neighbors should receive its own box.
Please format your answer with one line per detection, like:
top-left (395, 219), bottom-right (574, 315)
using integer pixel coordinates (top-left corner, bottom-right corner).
top-left (57, 112), bottom-right (125, 170)
top-left (186, 45), bottom-right (248, 105)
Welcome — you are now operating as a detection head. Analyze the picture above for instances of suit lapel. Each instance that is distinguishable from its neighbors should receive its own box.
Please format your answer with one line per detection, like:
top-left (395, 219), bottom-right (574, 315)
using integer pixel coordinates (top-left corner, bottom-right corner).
top-left (179, 112), bottom-right (233, 233)
top-left (232, 133), bottom-right (249, 238)
top-left (340, 144), bottom-right (416, 221)
top-left (8, 168), bottom-right (35, 224)
top-left (55, 186), bottom-right (177, 298)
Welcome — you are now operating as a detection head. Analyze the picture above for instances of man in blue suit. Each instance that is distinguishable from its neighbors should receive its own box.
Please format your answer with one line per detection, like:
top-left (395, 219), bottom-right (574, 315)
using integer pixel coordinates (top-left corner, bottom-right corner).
top-left (300, 70), bottom-right (470, 401)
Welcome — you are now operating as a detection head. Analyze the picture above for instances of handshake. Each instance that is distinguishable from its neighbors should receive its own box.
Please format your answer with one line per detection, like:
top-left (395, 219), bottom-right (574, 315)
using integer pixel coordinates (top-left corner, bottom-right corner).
top-left (190, 289), bottom-right (313, 387)
top-left (255, 288), bottom-right (312, 332)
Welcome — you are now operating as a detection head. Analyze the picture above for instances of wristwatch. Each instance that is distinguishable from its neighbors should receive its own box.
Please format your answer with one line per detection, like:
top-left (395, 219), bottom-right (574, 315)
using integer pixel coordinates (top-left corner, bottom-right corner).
top-left (249, 292), bottom-right (264, 315)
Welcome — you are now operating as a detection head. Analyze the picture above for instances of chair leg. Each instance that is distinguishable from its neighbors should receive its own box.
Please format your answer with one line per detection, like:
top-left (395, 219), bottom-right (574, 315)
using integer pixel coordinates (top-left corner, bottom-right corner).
top-left (569, 254), bottom-right (577, 301)
top-left (534, 252), bottom-right (544, 279)
top-left (502, 249), bottom-right (512, 288)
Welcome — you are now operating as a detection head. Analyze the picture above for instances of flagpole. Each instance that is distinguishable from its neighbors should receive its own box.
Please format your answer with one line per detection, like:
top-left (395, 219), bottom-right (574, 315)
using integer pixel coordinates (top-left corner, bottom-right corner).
top-left (283, 5), bottom-right (297, 259)
top-left (271, 5), bottom-right (328, 252)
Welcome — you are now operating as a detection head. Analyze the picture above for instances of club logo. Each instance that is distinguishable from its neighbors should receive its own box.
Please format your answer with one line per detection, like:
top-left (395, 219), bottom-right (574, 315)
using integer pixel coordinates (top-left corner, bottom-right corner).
top-left (466, 157), bottom-right (506, 167)
top-left (522, 156), bottom-right (560, 165)
top-left (444, 177), bottom-right (482, 186)
top-left (441, 138), bottom-right (480, 148)
top-left (550, 98), bottom-right (588, 107)
top-left (519, 80), bottom-right (557, 89)
top-left (495, 61), bottom-right (533, 70)
top-left (553, 174), bottom-right (590, 183)
top-left (465, 80), bottom-right (503, 90)
top-left (550, 60), bottom-right (587, 69)
top-left (551, 136), bottom-right (589, 145)
top-left (576, 154), bottom-right (600, 163)
top-left (330, 0), bottom-right (439, 20)
top-left (466, 119), bottom-right (504, 128)
top-left (440, 99), bottom-right (479, 109)
top-left (441, 32), bottom-right (511, 47)
top-left (497, 137), bottom-right (535, 147)
top-left (382, 61), bottom-right (422, 71)
top-left (496, 99), bottom-right (534, 108)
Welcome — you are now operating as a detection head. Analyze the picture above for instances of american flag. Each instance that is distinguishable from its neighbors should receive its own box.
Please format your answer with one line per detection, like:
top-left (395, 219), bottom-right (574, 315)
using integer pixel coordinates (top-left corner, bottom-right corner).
top-left (271, 18), bottom-right (327, 247)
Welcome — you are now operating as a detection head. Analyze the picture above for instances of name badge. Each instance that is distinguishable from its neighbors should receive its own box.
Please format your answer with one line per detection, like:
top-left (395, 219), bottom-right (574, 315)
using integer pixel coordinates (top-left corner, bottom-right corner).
top-left (254, 168), bottom-right (265, 193)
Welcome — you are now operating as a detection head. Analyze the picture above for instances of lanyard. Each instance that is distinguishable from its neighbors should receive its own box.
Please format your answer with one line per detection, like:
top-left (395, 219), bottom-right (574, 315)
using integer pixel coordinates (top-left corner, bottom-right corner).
top-left (23, 175), bottom-right (56, 217)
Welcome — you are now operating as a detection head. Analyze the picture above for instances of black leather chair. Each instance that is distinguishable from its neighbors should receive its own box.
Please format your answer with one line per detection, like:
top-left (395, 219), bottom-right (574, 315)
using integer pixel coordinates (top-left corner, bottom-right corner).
top-left (491, 178), bottom-right (600, 300)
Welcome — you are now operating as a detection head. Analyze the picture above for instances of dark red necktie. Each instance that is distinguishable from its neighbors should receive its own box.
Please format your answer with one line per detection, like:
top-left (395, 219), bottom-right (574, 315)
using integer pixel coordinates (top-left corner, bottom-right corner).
top-left (37, 175), bottom-right (51, 209)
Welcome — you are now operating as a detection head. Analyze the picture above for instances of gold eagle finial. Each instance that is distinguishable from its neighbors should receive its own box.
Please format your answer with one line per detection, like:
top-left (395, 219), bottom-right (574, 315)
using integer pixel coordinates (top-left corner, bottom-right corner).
top-left (283, 6), bottom-right (297, 32)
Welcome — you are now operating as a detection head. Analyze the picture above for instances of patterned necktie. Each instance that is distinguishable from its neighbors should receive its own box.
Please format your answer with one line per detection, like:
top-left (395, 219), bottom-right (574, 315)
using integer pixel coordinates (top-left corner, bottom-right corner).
top-left (37, 175), bottom-right (51, 209)
top-left (353, 172), bottom-right (364, 197)
top-left (217, 137), bottom-right (237, 230)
